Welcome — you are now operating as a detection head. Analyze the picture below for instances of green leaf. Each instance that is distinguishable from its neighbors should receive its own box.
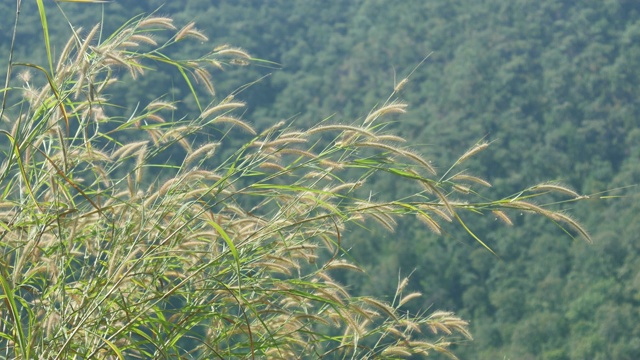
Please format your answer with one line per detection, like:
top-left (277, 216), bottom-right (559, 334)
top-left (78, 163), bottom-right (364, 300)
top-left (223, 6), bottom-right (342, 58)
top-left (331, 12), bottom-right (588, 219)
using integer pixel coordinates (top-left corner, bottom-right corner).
top-left (35, 0), bottom-right (54, 75)
top-left (0, 269), bottom-right (28, 359)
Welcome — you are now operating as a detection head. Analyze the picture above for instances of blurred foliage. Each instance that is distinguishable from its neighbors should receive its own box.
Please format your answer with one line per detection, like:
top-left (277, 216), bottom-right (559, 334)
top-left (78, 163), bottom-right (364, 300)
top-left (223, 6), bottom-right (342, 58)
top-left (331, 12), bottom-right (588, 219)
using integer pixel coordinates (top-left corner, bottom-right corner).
top-left (3, 0), bottom-right (639, 358)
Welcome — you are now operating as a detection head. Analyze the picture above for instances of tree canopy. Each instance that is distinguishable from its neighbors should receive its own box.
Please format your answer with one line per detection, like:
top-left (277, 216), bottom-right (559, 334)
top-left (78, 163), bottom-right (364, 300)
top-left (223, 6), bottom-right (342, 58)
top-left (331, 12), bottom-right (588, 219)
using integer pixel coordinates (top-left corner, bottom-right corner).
top-left (1, 1), bottom-right (637, 358)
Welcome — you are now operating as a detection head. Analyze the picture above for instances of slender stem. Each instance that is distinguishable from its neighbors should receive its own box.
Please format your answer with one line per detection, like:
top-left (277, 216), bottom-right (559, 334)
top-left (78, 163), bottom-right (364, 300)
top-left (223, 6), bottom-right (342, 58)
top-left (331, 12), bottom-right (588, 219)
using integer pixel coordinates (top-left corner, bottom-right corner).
top-left (0, 0), bottom-right (22, 122)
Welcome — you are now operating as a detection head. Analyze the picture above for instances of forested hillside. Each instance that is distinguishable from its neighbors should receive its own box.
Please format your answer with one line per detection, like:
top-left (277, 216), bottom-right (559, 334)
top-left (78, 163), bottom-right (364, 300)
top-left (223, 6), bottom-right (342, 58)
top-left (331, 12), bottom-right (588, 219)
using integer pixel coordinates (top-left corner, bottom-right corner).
top-left (3, 0), bottom-right (639, 358)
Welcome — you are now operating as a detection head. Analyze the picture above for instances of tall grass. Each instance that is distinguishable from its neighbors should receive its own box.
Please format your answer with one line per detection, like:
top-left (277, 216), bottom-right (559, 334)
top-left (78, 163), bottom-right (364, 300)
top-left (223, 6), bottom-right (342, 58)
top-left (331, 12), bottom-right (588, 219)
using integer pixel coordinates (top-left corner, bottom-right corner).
top-left (0, 4), bottom-right (590, 359)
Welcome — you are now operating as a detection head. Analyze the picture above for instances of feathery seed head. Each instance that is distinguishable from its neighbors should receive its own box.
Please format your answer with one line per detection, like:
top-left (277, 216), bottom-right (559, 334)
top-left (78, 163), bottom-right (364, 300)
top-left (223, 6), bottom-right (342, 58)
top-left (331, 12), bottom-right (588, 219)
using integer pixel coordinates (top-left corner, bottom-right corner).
top-left (364, 102), bottom-right (408, 124)
top-left (457, 141), bottom-right (489, 163)
top-left (137, 17), bottom-right (176, 30)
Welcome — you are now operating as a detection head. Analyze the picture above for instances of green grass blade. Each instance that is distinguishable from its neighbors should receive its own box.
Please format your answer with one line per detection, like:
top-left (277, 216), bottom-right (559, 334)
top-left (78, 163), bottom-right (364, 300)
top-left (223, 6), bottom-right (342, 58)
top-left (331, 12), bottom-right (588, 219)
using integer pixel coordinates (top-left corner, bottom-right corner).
top-left (35, 0), bottom-right (54, 75)
top-left (0, 268), bottom-right (28, 359)
top-left (5, 133), bottom-right (42, 211)
top-left (454, 213), bottom-right (498, 258)
top-left (14, 62), bottom-right (70, 135)
top-left (176, 65), bottom-right (202, 111)
top-left (90, 332), bottom-right (125, 360)
top-left (145, 53), bottom-right (203, 111)
top-left (207, 219), bottom-right (240, 267)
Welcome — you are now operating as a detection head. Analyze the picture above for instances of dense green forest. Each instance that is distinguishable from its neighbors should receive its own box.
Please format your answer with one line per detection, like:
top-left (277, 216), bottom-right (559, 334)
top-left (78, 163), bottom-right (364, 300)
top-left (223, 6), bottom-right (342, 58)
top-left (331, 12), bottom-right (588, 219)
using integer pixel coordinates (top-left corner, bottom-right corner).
top-left (2, 0), bottom-right (639, 358)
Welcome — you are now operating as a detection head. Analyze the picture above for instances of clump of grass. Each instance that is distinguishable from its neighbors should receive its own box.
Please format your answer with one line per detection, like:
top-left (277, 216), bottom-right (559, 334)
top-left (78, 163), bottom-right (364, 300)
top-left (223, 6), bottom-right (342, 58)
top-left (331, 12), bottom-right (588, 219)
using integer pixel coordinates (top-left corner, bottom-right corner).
top-left (0, 5), bottom-right (590, 359)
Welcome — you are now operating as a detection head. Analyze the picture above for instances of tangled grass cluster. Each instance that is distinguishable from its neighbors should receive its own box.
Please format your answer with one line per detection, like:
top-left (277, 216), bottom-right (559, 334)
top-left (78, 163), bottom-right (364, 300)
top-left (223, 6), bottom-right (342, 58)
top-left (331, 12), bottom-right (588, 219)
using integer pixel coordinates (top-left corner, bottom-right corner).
top-left (0, 5), bottom-right (589, 359)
